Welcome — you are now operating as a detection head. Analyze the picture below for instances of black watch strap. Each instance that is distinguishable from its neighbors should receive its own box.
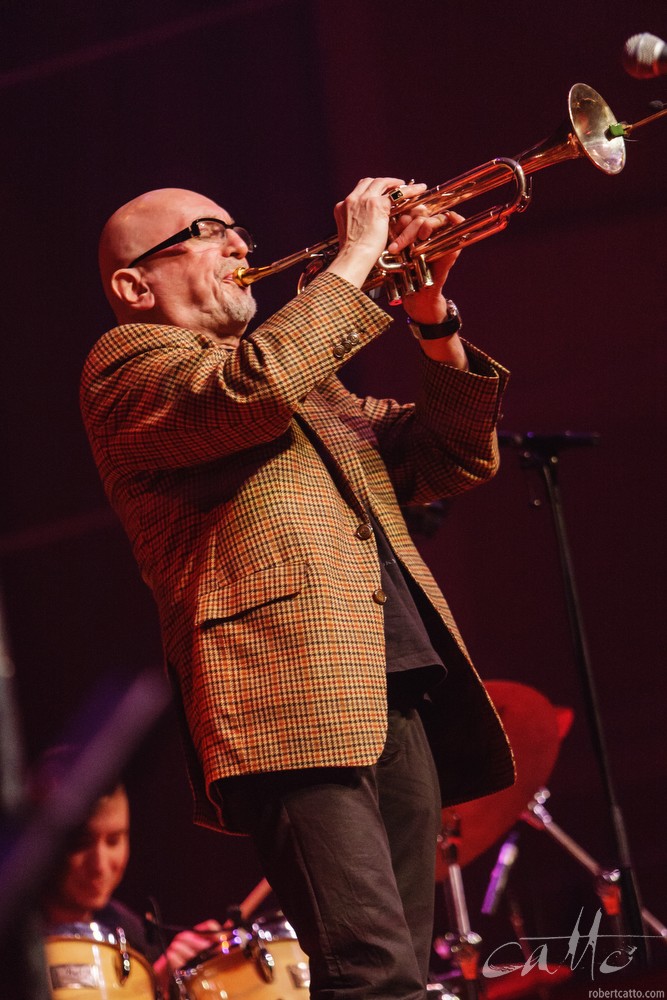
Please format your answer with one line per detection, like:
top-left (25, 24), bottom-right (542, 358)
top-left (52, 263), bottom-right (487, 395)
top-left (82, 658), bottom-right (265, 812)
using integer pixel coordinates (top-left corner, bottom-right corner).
top-left (407, 299), bottom-right (462, 341)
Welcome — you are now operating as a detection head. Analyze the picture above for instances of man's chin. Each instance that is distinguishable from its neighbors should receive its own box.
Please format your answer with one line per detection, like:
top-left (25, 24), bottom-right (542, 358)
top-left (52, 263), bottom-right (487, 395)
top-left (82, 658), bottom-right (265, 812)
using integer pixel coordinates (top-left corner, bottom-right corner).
top-left (226, 298), bottom-right (257, 327)
top-left (80, 890), bottom-right (112, 913)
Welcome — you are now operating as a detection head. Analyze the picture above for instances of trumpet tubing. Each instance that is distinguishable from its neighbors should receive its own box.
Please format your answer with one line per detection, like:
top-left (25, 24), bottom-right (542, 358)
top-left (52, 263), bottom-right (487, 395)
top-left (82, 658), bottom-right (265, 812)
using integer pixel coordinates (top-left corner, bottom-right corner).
top-left (233, 84), bottom-right (631, 298)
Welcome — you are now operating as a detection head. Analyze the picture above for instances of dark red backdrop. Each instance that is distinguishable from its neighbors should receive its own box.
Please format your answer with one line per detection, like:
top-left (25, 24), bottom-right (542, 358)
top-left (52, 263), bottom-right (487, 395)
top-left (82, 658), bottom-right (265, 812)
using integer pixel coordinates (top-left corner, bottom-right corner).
top-left (1, 0), bottom-right (665, 982)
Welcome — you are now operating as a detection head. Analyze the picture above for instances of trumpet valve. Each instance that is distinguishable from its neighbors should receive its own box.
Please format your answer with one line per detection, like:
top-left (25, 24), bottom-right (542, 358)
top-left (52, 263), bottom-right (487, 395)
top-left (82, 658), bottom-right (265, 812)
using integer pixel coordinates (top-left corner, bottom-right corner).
top-left (382, 254), bottom-right (433, 306)
top-left (414, 255), bottom-right (434, 288)
top-left (384, 270), bottom-right (418, 306)
top-left (377, 249), bottom-right (419, 305)
top-left (385, 275), bottom-right (404, 306)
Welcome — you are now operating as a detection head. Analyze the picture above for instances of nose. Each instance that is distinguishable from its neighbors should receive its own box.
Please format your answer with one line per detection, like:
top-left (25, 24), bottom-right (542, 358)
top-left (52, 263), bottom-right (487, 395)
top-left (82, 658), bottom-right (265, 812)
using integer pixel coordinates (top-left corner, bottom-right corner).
top-left (84, 846), bottom-right (105, 877)
top-left (87, 842), bottom-right (118, 877)
top-left (223, 229), bottom-right (250, 260)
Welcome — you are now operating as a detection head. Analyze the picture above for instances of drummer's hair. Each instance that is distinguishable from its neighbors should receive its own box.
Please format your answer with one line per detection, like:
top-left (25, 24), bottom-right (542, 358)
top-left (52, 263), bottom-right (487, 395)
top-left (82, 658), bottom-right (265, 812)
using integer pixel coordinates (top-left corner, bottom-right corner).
top-left (30, 744), bottom-right (126, 808)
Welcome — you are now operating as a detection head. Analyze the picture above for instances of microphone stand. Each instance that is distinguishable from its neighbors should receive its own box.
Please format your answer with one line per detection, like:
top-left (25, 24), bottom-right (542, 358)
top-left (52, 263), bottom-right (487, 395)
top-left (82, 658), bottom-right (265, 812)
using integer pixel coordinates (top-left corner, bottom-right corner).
top-left (499, 431), bottom-right (648, 966)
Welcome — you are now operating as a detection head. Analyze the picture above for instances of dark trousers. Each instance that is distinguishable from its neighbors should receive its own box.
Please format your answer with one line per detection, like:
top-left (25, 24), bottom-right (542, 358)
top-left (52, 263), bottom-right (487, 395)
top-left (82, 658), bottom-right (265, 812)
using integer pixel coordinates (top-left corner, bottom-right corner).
top-left (215, 707), bottom-right (441, 1000)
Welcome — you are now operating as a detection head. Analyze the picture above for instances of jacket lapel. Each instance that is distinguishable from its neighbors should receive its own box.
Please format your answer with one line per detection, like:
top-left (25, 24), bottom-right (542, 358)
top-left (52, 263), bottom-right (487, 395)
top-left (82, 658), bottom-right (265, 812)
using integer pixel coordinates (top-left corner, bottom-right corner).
top-left (295, 381), bottom-right (374, 520)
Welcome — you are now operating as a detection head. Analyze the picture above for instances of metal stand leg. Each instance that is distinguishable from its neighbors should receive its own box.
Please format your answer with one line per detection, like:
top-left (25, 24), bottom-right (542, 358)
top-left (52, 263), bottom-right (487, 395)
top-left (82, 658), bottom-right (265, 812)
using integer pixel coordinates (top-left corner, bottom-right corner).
top-left (522, 788), bottom-right (667, 944)
top-left (438, 817), bottom-right (482, 1000)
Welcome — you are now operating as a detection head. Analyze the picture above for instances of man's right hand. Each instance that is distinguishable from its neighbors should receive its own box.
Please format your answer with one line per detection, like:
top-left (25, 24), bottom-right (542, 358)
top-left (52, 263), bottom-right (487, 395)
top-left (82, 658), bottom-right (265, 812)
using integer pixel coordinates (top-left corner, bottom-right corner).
top-left (327, 177), bottom-right (426, 288)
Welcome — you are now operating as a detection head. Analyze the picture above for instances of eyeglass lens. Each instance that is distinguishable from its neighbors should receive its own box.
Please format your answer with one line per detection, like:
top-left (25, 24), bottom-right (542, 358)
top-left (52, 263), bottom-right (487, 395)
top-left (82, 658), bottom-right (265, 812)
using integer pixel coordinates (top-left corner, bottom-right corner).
top-left (196, 219), bottom-right (255, 253)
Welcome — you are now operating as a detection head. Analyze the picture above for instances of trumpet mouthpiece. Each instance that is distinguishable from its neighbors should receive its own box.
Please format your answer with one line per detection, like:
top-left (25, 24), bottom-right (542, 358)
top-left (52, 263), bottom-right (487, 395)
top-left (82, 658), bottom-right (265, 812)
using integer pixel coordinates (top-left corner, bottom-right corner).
top-left (232, 266), bottom-right (252, 287)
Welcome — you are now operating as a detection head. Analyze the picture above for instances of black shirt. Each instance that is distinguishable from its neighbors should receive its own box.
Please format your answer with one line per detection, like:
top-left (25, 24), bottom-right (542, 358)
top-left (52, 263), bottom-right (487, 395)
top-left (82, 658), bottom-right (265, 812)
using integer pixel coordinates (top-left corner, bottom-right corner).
top-left (370, 512), bottom-right (445, 676)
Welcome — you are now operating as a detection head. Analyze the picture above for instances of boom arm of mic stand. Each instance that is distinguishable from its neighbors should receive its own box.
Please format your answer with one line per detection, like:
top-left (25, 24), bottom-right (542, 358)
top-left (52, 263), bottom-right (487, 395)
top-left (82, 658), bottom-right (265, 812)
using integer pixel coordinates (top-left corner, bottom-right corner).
top-left (522, 789), bottom-right (667, 943)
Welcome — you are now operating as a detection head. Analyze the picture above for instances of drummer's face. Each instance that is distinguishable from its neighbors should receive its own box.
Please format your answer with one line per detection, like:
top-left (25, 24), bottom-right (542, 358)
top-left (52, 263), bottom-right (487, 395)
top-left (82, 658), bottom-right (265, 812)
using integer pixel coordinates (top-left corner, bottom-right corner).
top-left (57, 786), bottom-right (130, 920)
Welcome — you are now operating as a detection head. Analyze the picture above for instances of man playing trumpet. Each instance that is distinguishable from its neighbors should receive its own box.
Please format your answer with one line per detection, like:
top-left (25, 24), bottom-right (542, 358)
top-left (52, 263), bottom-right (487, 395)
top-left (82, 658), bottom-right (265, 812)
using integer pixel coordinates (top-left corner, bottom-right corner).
top-left (81, 177), bottom-right (514, 998)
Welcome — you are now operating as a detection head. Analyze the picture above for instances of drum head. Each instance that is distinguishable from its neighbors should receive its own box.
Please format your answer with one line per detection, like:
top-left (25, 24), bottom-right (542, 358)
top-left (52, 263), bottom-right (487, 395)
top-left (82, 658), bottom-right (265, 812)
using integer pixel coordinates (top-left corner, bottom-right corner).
top-left (179, 926), bottom-right (253, 970)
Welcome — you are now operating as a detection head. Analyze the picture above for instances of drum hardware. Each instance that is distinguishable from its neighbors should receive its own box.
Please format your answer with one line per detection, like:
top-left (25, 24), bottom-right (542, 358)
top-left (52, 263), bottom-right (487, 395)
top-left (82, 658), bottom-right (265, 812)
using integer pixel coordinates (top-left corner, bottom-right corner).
top-left (478, 847), bottom-right (573, 998)
top-left (432, 680), bottom-right (666, 994)
top-left (45, 922), bottom-right (157, 998)
top-left (250, 913), bottom-right (310, 993)
top-left (433, 682), bottom-right (573, 999)
top-left (522, 788), bottom-right (667, 946)
top-left (437, 815), bottom-right (483, 999)
top-left (174, 913), bottom-right (309, 999)
top-left (435, 807), bottom-right (573, 999)
top-left (225, 913), bottom-right (277, 987)
top-left (147, 879), bottom-right (281, 999)
top-left (425, 984), bottom-right (459, 1000)
top-left (116, 924), bottom-right (131, 984)
top-left (174, 925), bottom-right (257, 1000)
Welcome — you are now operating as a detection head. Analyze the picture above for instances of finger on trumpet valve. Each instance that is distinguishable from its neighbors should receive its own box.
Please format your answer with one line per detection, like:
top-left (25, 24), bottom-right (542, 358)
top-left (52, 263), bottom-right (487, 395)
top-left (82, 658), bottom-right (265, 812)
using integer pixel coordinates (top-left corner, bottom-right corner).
top-left (432, 211), bottom-right (451, 226)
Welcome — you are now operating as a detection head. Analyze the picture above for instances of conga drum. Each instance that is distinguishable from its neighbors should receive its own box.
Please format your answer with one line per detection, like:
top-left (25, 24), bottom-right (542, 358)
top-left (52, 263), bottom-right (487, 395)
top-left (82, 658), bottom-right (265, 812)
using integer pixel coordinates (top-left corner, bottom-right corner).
top-left (46, 922), bottom-right (156, 998)
top-left (177, 915), bottom-right (309, 999)
top-left (249, 913), bottom-right (310, 998)
top-left (176, 926), bottom-right (265, 999)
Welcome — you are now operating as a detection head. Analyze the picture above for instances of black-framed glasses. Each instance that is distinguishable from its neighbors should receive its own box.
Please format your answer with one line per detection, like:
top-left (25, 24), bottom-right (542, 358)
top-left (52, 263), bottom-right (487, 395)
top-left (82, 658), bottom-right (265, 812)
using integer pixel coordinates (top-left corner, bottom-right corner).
top-left (128, 217), bottom-right (255, 267)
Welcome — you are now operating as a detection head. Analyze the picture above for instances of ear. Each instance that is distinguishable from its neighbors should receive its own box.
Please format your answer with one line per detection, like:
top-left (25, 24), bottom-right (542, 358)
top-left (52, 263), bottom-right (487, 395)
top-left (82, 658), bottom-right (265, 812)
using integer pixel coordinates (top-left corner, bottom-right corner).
top-left (110, 268), bottom-right (156, 312)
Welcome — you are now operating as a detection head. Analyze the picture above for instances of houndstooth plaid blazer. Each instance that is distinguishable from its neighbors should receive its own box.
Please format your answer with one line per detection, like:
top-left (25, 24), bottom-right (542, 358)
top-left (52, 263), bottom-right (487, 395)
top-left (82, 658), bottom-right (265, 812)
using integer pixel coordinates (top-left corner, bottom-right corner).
top-left (81, 272), bottom-right (514, 829)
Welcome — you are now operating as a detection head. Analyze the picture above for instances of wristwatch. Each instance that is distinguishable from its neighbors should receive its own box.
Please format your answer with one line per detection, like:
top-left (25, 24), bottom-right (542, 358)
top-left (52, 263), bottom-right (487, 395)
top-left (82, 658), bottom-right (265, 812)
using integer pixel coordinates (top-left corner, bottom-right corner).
top-left (407, 299), bottom-right (462, 341)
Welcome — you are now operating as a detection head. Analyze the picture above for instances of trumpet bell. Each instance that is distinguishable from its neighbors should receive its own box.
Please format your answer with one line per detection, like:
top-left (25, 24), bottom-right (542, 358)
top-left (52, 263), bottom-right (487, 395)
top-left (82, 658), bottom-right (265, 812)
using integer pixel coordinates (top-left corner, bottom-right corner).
top-left (568, 82), bottom-right (626, 174)
top-left (517, 83), bottom-right (626, 177)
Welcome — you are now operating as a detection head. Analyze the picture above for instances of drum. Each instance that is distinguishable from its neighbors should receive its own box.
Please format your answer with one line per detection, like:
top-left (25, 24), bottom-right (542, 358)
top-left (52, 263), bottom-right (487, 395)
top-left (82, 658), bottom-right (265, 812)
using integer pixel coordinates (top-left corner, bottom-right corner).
top-left (250, 914), bottom-right (310, 997)
top-left (176, 915), bottom-right (309, 1000)
top-left (46, 922), bottom-right (156, 999)
top-left (175, 926), bottom-right (264, 999)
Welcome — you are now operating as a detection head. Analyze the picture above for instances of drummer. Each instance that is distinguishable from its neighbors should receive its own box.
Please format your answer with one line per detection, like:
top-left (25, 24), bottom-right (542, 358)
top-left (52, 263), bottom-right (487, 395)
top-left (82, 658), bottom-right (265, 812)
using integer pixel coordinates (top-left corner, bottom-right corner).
top-left (38, 765), bottom-right (221, 996)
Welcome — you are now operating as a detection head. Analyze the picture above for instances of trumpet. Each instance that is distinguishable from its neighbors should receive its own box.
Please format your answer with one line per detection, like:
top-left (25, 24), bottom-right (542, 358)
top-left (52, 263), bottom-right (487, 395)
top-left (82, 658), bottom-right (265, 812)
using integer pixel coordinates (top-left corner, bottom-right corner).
top-left (233, 84), bottom-right (666, 302)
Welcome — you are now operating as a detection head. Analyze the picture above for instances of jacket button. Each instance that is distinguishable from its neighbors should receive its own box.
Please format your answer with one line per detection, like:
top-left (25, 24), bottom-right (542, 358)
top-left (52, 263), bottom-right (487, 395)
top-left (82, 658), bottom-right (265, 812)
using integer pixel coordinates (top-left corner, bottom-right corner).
top-left (356, 522), bottom-right (373, 540)
top-left (333, 344), bottom-right (346, 359)
top-left (372, 588), bottom-right (387, 605)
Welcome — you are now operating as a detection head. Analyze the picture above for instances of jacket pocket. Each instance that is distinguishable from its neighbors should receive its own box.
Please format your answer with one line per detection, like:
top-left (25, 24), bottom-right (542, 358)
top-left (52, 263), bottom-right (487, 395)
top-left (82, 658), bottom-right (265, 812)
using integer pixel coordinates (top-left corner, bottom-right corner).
top-left (195, 560), bottom-right (308, 625)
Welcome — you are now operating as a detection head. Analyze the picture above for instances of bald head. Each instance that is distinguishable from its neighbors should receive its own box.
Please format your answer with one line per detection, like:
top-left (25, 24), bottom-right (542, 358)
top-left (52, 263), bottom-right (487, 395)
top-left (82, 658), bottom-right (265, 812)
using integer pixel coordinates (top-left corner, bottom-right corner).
top-left (98, 188), bottom-right (224, 293)
top-left (97, 188), bottom-right (256, 339)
